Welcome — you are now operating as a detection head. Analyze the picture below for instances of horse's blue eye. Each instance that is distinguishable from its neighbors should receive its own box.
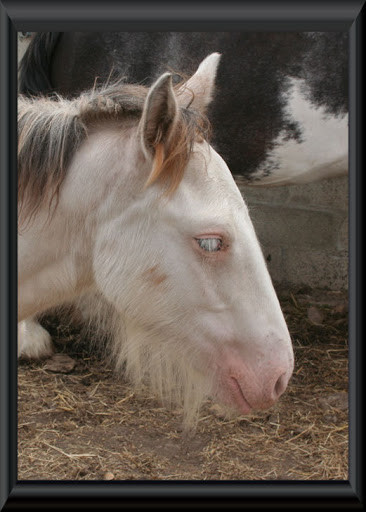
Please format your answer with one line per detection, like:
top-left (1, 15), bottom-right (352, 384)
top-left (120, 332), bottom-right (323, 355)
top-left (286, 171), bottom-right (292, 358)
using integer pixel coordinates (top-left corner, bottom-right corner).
top-left (196, 238), bottom-right (223, 252)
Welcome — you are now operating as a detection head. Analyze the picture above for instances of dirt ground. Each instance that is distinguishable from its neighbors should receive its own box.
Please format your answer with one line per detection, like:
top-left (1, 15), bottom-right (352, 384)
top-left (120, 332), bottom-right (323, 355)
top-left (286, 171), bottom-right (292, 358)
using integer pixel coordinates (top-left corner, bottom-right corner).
top-left (18, 286), bottom-right (348, 481)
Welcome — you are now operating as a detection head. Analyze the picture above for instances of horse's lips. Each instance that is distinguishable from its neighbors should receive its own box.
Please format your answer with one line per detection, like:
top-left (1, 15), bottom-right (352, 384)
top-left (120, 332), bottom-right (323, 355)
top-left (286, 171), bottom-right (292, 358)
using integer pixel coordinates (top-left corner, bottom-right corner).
top-left (228, 377), bottom-right (252, 414)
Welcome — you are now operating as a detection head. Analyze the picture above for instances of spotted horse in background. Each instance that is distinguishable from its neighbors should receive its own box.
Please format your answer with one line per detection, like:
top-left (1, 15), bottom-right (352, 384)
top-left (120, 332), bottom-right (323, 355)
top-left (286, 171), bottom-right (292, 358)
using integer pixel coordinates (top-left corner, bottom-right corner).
top-left (19, 31), bottom-right (348, 186)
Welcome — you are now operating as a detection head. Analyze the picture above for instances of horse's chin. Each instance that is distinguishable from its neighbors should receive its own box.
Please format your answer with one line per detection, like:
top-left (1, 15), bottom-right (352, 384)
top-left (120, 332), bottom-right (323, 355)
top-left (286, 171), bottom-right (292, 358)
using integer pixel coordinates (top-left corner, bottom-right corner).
top-left (214, 374), bottom-right (273, 416)
top-left (213, 375), bottom-right (254, 415)
top-left (225, 377), bottom-right (253, 415)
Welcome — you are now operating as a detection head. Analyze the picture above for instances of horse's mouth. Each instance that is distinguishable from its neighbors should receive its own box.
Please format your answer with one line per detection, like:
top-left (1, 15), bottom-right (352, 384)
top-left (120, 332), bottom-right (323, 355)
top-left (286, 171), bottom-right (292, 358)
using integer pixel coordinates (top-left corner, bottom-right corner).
top-left (227, 377), bottom-right (252, 415)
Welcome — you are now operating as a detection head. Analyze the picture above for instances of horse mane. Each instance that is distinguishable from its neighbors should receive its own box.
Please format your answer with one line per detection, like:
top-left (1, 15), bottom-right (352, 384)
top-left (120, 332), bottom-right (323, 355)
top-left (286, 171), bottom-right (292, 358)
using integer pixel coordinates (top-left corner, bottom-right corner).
top-left (18, 80), bottom-right (211, 225)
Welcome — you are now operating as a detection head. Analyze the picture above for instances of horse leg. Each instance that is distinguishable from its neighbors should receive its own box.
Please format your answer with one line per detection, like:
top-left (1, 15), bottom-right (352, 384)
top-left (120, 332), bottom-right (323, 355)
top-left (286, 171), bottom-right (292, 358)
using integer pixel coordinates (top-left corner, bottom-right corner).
top-left (18, 256), bottom-right (93, 359)
top-left (18, 317), bottom-right (54, 359)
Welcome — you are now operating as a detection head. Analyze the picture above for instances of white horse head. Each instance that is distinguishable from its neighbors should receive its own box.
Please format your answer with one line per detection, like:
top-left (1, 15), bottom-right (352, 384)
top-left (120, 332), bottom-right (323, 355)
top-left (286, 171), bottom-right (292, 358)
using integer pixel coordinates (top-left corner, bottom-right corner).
top-left (18, 54), bottom-right (294, 425)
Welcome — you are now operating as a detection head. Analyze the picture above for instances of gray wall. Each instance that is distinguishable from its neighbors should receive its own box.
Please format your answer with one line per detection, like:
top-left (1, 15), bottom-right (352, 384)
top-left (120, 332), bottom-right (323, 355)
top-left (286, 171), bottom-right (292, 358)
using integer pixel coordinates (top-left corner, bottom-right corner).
top-left (238, 177), bottom-right (348, 290)
top-left (18, 35), bottom-right (349, 291)
top-left (18, 35), bottom-right (29, 62)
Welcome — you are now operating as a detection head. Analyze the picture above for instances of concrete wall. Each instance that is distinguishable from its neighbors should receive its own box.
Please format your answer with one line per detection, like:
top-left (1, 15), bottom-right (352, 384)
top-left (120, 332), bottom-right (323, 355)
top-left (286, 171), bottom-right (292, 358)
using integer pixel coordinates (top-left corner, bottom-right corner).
top-left (18, 34), bottom-right (30, 62)
top-left (18, 34), bottom-right (349, 291)
top-left (238, 177), bottom-right (349, 290)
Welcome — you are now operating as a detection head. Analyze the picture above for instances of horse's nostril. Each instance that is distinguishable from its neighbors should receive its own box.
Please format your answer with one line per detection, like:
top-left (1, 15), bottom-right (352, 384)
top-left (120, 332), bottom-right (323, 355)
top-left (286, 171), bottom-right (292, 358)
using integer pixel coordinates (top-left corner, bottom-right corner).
top-left (274, 372), bottom-right (288, 399)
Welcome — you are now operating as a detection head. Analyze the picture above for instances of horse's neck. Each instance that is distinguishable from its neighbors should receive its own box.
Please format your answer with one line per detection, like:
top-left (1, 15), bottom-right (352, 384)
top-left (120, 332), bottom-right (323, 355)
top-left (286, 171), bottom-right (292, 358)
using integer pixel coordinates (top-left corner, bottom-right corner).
top-left (63, 125), bottom-right (144, 213)
top-left (18, 206), bottom-right (95, 320)
top-left (18, 126), bottom-right (146, 320)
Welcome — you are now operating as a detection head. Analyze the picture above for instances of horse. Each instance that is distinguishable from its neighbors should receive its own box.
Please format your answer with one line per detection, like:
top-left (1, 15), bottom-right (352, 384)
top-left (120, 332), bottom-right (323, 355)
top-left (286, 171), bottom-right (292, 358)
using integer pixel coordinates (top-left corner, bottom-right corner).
top-left (19, 31), bottom-right (348, 186)
top-left (18, 54), bottom-right (294, 426)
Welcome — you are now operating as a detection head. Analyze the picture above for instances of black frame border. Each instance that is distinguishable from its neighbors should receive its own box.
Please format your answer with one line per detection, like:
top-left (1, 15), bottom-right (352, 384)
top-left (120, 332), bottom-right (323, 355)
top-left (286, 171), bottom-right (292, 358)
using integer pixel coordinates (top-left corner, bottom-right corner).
top-left (0, 0), bottom-right (364, 509)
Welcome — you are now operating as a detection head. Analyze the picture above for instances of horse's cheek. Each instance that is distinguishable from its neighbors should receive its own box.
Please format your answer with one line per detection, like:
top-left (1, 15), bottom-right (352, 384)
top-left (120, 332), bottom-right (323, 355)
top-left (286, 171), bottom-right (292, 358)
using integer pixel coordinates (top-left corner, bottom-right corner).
top-left (92, 235), bottom-right (131, 307)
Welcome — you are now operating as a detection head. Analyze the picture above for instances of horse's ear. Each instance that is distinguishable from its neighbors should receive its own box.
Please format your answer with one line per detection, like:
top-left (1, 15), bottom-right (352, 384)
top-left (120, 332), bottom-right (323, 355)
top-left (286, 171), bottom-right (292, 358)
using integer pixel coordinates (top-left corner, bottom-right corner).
top-left (139, 72), bottom-right (178, 159)
top-left (177, 53), bottom-right (221, 112)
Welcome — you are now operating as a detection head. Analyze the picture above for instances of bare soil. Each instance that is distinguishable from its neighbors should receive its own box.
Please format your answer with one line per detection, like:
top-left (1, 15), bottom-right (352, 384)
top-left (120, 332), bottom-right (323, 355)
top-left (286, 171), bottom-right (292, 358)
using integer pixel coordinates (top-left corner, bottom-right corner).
top-left (18, 286), bottom-right (348, 481)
